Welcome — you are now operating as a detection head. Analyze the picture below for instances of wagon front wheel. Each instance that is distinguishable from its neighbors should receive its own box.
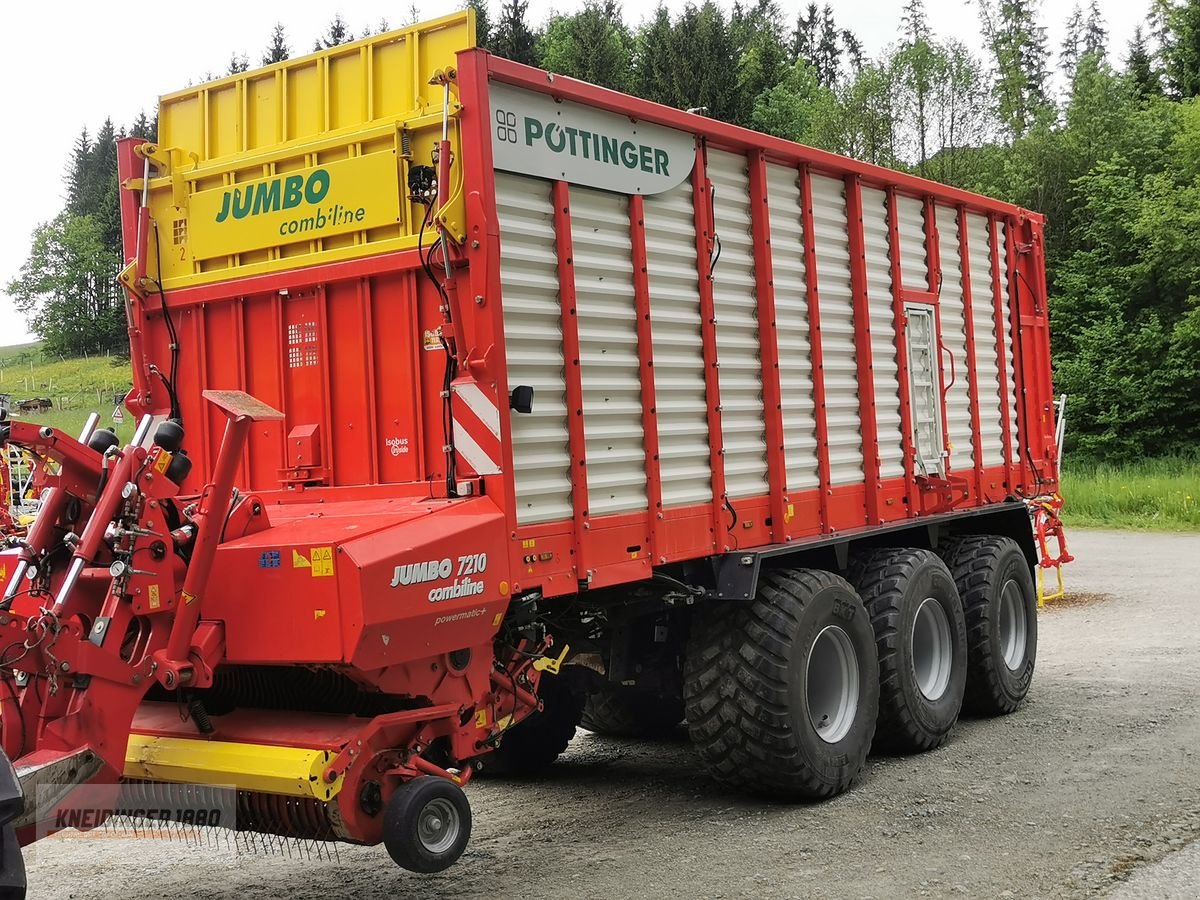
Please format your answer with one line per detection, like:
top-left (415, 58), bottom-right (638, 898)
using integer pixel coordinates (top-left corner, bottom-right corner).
top-left (383, 776), bottom-right (472, 874)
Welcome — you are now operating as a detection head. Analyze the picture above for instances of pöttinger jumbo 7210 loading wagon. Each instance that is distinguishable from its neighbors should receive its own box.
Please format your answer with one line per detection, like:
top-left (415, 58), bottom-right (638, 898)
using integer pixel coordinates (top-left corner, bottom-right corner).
top-left (0, 11), bottom-right (1060, 886)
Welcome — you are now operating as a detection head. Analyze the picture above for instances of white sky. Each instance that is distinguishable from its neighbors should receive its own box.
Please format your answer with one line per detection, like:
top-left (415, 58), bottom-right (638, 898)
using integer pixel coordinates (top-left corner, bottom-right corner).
top-left (0, 0), bottom-right (1150, 347)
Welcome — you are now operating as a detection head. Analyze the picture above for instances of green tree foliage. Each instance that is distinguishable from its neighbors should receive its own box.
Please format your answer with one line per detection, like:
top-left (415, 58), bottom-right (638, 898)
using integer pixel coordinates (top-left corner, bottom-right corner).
top-left (1159, 0), bottom-right (1200, 97)
top-left (7, 215), bottom-right (124, 356)
top-left (980, 0), bottom-right (1051, 137)
top-left (463, 0), bottom-right (492, 47)
top-left (314, 15), bottom-right (352, 51)
top-left (540, 1), bottom-right (633, 92)
top-left (492, 0), bottom-right (540, 66)
top-left (262, 23), bottom-right (290, 65)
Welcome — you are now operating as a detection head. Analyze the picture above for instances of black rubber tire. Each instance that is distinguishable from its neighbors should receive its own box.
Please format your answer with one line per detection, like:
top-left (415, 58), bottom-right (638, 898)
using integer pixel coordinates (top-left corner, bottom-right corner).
top-left (683, 568), bottom-right (879, 799)
top-left (848, 547), bottom-right (967, 753)
top-left (939, 534), bottom-right (1038, 715)
top-left (580, 686), bottom-right (684, 738)
top-left (383, 776), bottom-right (472, 873)
top-left (484, 674), bottom-right (583, 776)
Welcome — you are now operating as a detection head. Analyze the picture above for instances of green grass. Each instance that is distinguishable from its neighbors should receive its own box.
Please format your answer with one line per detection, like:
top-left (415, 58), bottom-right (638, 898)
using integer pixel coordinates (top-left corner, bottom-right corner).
top-left (1, 344), bottom-right (137, 444)
top-left (1061, 456), bottom-right (1200, 532)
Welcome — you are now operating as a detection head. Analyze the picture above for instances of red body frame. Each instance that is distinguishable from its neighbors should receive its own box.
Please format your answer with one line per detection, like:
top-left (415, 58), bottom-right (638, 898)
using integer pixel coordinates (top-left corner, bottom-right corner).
top-left (0, 47), bottom-right (1055, 850)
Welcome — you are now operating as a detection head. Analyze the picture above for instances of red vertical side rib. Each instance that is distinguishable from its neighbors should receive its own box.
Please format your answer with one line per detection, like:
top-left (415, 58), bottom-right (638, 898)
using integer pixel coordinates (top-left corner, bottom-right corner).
top-left (956, 206), bottom-right (986, 501)
top-left (845, 176), bottom-right (881, 526)
top-left (885, 187), bottom-right (917, 502)
top-left (1004, 216), bottom-right (1030, 493)
top-left (988, 215), bottom-right (1015, 492)
top-left (799, 166), bottom-right (832, 532)
top-left (692, 145), bottom-right (729, 552)
top-left (748, 152), bottom-right (789, 543)
top-left (629, 194), bottom-right (663, 562)
top-left (553, 180), bottom-right (590, 576)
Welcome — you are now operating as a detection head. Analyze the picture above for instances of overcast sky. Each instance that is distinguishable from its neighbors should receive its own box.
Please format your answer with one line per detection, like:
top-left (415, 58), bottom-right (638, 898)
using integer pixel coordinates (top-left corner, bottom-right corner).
top-left (0, 0), bottom-right (1151, 346)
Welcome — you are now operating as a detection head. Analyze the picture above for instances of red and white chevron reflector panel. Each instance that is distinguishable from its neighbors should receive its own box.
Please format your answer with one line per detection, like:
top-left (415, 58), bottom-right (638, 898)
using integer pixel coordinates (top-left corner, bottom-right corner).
top-left (450, 379), bottom-right (502, 476)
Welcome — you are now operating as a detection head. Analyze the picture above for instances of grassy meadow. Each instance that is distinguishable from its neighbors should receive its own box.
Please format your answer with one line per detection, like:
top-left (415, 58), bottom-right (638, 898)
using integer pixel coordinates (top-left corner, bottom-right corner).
top-left (0, 343), bottom-right (138, 444)
top-left (1060, 456), bottom-right (1200, 532)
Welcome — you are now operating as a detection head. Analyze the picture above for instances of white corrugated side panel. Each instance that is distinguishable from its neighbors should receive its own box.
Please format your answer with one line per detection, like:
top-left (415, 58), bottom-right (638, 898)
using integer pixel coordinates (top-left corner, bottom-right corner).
top-left (766, 163), bottom-right (819, 491)
top-left (862, 187), bottom-right (905, 480)
top-left (999, 223), bottom-right (1021, 459)
top-left (643, 180), bottom-right (713, 507)
top-left (810, 174), bottom-right (863, 486)
top-left (707, 148), bottom-right (769, 499)
top-left (935, 205), bottom-right (975, 470)
top-left (570, 186), bottom-right (648, 517)
top-left (896, 195), bottom-right (929, 289)
top-left (965, 212), bottom-right (1007, 469)
top-left (496, 173), bottom-right (573, 525)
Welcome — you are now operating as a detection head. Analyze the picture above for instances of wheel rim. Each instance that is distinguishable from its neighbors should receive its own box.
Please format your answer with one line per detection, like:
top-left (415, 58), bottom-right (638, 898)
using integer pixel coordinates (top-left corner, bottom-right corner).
top-left (911, 596), bottom-right (953, 701)
top-left (417, 797), bottom-right (461, 855)
top-left (999, 578), bottom-right (1028, 671)
top-left (806, 624), bottom-right (860, 744)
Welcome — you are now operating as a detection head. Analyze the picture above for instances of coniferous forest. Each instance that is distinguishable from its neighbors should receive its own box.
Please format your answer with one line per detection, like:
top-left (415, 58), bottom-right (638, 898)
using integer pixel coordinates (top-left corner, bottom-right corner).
top-left (7, 0), bottom-right (1200, 463)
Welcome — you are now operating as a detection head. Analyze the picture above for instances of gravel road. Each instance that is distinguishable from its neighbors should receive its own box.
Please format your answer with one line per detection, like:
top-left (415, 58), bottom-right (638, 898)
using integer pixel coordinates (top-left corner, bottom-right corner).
top-left (24, 529), bottom-right (1200, 899)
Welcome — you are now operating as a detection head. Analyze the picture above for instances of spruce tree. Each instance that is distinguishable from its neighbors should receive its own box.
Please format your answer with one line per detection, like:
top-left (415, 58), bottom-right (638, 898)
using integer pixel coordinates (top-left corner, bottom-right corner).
top-left (1082, 0), bottom-right (1108, 59)
top-left (539, 1), bottom-right (632, 92)
top-left (464, 0), bottom-right (491, 47)
top-left (492, 0), bottom-right (539, 66)
top-left (633, 5), bottom-right (676, 106)
top-left (790, 3), bottom-right (819, 66)
top-left (1061, 4), bottom-right (1084, 79)
top-left (262, 23), bottom-right (290, 65)
top-left (314, 15), bottom-right (352, 51)
top-left (981, 0), bottom-right (1051, 137)
top-left (1125, 25), bottom-right (1161, 98)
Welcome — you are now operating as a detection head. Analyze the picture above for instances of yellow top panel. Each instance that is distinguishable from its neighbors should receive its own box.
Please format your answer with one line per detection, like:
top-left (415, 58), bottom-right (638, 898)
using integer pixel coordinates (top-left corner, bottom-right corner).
top-left (159, 11), bottom-right (473, 163)
top-left (141, 11), bottom-right (474, 291)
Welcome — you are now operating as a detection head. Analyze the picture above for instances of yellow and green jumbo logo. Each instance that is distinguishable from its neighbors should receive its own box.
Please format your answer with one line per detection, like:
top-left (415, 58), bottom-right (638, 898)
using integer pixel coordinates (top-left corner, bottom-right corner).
top-left (189, 153), bottom-right (401, 259)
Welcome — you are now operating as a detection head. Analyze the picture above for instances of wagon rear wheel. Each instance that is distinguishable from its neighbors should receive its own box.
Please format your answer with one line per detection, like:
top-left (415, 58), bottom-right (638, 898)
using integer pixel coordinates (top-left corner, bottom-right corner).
top-left (684, 568), bottom-right (879, 799)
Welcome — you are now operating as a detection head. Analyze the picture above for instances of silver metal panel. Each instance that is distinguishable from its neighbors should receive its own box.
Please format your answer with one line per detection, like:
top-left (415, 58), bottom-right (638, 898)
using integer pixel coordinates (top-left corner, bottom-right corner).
top-left (896, 194), bottom-right (929, 289)
top-left (863, 187), bottom-right (905, 481)
top-left (707, 148), bottom-right (769, 500)
top-left (766, 163), bottom-right (819, 491)
top-left (965, 212), bottom-right (1007, 470)
top-left (570, 185), bottom-right (648, 517)
top-left (496, 173), bottom-right (574, 525)
top-left (643, 179), bottom-right (713, 508)
top-left (810, 174), bottom-right (863, 486)
top-left (935, 205), bottom-right (976, 471)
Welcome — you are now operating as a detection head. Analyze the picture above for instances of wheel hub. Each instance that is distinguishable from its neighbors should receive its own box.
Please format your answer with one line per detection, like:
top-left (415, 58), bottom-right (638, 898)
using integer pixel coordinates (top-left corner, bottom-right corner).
top-left (806, 625), bottom-right (860, 744)
top-left (999, 578), bottom-right (1028, 670)
top-left (911, 596), bottom-right (953, 701)
top-left (417, 797), bottom-right (460, 854)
